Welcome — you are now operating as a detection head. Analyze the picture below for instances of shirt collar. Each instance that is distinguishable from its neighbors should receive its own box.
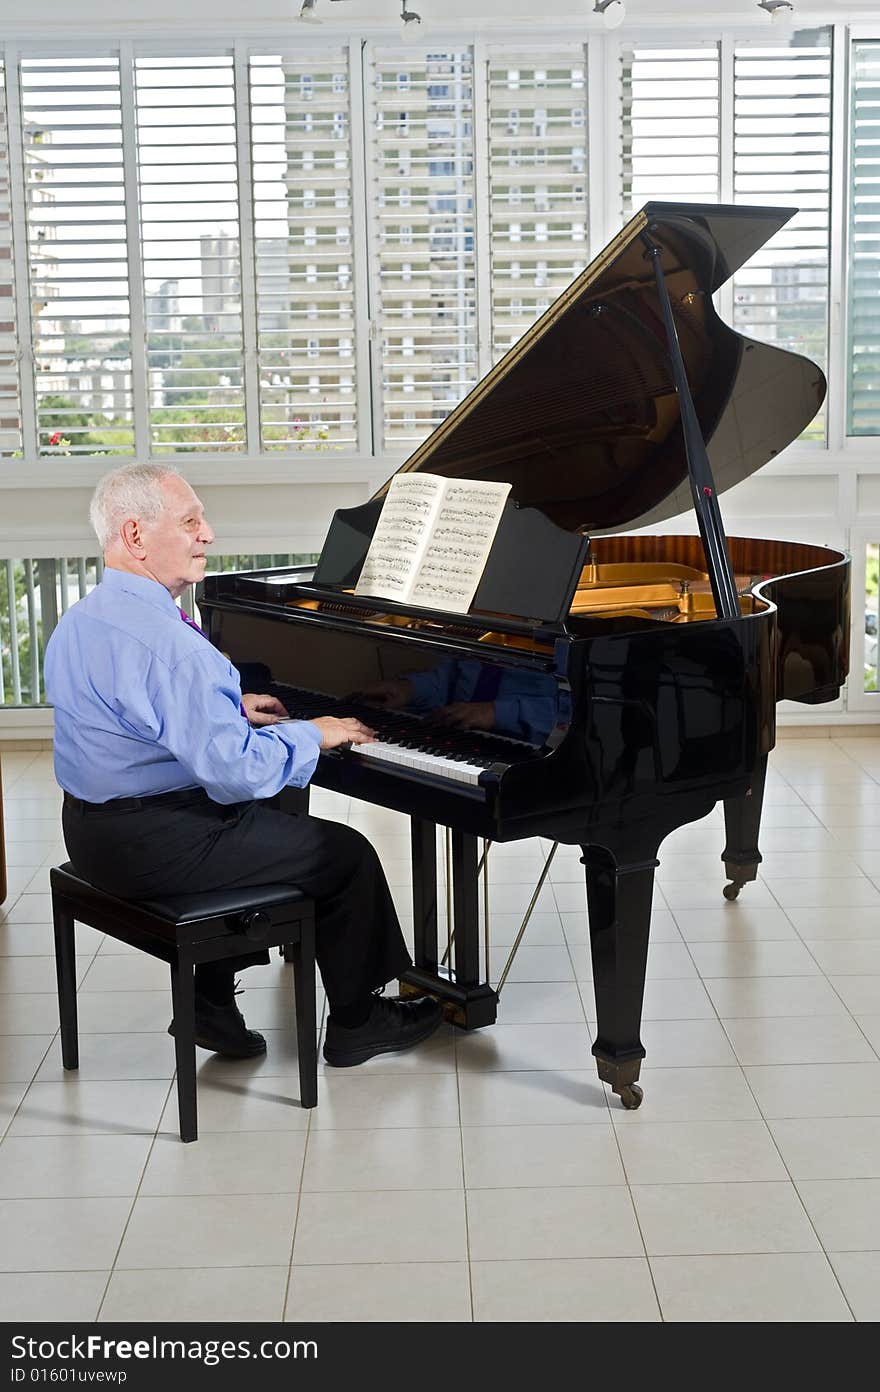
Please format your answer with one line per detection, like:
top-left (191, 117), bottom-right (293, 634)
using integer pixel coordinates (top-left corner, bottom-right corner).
top-left (100, 566), bottom-right (180, 617)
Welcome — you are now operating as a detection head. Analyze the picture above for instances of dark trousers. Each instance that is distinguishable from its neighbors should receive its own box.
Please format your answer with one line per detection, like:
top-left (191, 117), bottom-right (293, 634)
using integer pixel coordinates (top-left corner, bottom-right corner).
top-left (61, 788), bottom-right (411, 1012)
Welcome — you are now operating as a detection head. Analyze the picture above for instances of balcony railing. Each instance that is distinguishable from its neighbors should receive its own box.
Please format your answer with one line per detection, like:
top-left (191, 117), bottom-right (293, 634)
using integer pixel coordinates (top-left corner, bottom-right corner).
top-left (1, 554), bottom-right (310, 707)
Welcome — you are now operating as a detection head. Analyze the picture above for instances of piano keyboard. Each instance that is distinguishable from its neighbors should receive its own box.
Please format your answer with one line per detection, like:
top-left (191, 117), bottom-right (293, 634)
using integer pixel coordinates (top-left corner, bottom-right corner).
top-left (271, 683), bottom-right (538, 791)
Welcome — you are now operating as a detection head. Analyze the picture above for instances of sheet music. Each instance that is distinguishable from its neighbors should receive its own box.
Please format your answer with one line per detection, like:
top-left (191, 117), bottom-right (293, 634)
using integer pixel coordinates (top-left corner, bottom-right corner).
top-left (354, 472), bottom-right (511, 613)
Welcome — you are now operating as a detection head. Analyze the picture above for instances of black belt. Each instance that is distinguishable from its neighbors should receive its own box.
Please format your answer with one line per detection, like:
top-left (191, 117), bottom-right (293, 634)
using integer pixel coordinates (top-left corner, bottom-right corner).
top-left (63, 787), bottom-right (208, 814)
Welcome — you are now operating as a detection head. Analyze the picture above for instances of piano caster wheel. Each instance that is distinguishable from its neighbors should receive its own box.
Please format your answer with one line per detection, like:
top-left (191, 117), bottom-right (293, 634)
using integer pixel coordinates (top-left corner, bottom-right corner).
top-left (723, 882), bottom-right (741, 901)
top-left (618, 1083), bottom-right (643, 1110)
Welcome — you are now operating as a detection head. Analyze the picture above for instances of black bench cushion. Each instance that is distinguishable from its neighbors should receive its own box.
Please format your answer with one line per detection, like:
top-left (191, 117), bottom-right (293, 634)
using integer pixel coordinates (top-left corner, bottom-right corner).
top-left (53, 862), bottom-right (306, 926)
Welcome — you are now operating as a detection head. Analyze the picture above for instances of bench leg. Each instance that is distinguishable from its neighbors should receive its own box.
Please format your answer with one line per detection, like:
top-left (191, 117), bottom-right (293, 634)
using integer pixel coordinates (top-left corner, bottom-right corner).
top-left (292, 915), bottom-right (318, 1109)
top-left (52, 894), bottom-right (79, 1070)
top-left (170, 955), bottom-right (198, 1142)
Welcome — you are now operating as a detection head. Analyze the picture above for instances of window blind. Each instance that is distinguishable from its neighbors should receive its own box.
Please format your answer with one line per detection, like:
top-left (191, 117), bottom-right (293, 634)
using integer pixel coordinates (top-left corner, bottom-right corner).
top-left (135, 54), bottom-right (245, 453)
top-left (19, 56), bottom-right (133, 455)
top-left (250, 50), bottom-right (357, 451)
top-left (0, 60), bottom-right (22, 457)
top-left (487, 50), bottom-right (589, 361)
top-left (849, 40), bottom-right (880, 436)
top-left (620, 45), bottom-right (721, 213)
top-left (369, 47), bottom-right (477, 450)
top-left (732, 34), bottom-right (831, 442)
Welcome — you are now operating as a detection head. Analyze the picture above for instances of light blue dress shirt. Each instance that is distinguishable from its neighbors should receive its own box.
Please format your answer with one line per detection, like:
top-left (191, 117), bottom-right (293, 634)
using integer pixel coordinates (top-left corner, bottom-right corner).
top-left (44, 566), bottom-right (322, 805)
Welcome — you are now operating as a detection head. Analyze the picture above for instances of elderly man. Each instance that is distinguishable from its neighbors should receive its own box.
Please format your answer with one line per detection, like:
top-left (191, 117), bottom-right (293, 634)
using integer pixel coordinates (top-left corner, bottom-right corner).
top-left (44, 463), bottom-right (442, 1065)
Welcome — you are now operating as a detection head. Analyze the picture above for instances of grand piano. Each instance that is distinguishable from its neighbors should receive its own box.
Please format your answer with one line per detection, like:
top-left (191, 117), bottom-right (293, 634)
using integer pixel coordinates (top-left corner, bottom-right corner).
top-left (199, 202), bottom-right (850, 1110)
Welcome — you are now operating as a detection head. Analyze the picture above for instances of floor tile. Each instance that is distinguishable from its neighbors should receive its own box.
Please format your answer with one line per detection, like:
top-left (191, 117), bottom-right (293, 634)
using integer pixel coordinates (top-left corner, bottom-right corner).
top-left (770, 1116), bottom-right (880, 1181)
top-left (286, 1263), bottom-right (471, 1322)
top-left (35, 1032), bottom-right (176, 1082)
top-left (9, 1079), bottom-right (171, 1136)
top-left (723, 1014), bottom-right (876, 1067)
top-left (494, 981), bottom-right (586, 1025)
top-left (745, 1062), bottom-right (880, 1119)
top-left (650, 1253), bottom-right (852, 1321)
top-left (294, 1189), bottom-right (467, 1264)
top-left (687, 941), bottom-right (822, 978)
top-left (0, 994), bottom-right (62, 1035)
top-left (470, 1257), bottom-right (659, 1322)
top-left (0, 1134), bottom-right (151, 1198)
top-left (640, 978), bottom-right (716, 1021)
top-left (640, 1019), bottom-right (738, 1068)
top-left (764, 878), bottom-right (880, 910)
top-left (0, 1035), bottom-right (55, 1083)
top-left (608, 1067), bottom-right (761, 1125)
top-left (141, 1130), bottom-right (308, 1195)
top-left (100, 1266), bottom-right (288, 1322)
top-left (801, 941), bottom-right (880, 975)
top-left (631, 1181), bottom-right (820, 1255)
top-left (462, 1123), bottom-right (624, 1189)
top-left (703, 975), bottom-right (848, 1018)
top-left (616, 1120), bottom-right (786, 1185)
top-left (0, 1196), bottom-right (131, 1270)
top-left (0, 1271), bottom-right (108, 1321)
top-left (311, 1072), bottom-right (459, 1131)
top-left (487, 945), bottom-right (574, 983)
top-left (797, 1178), bottom-right (880, 1250)
top-left (157, 1078), bottom-right (312, 1134)
top-left (455, 1021), bottom-right (593, 1073)
top-left (302, 1127), bottom-right (462, 1191)
top-left (672, 907), bottom-right (796, 943)
top-left (827, 1252), bottom-right (880, 1321)
top-left (458, 1069), bottom-right (608, 1127)
top-left (466, 1185), bottom-right (643, 1261)
top-left (784, 906), bottom-right (880, 941)
top-left (117, 1193), bottom-right (298, 1269)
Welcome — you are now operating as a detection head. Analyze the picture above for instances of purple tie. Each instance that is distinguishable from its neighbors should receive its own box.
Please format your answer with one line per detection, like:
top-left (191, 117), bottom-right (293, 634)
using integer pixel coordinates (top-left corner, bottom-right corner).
top-left (180, 608), bottom-right (248, 719)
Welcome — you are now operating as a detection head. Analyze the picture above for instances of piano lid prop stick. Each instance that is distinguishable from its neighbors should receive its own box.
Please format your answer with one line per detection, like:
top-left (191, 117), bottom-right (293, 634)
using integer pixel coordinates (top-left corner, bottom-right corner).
top-left (641, 231), bottom-right (742, 622)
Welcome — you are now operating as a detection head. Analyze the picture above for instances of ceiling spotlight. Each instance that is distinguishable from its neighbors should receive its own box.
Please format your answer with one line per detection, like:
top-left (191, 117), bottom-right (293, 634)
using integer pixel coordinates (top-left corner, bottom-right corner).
top-left (298, 0), bottom-right (321, 21)
top-left (400, 0), bottom-right (422, 38)
top-left (757, 0), bottom-right (795, 23)
top-left (594, 0), bottom-right (625, 29)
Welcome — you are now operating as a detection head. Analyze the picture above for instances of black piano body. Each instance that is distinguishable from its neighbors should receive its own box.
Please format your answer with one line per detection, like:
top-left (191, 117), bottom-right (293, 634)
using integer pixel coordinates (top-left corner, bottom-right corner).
top-left (199, 202), bottom-right (850, 1110)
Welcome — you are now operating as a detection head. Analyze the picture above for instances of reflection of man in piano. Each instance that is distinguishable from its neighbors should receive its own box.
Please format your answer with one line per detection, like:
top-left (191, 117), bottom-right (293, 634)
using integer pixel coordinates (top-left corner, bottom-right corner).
top-left (44, 465), bottom-right (442, 1066)
top-left (359, 657), bottom-right (568, 745)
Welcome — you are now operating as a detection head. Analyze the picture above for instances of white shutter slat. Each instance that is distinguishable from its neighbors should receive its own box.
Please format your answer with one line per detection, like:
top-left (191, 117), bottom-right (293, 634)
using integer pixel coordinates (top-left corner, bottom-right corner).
top-left (848, 40), bottom-right (880, 436)
top-left (0, 59), bottom-right (23, 458)
top-left (135, 54), bottom-right (245, 454)
top-left (250, 51), bottom-right (357, 451)
top-left (20, 55), bottom-right (133, 455)
top-left (732, 35), bottom-right (832, 444)
top-left (487, 49), bottom-right (589, 360)
top-left (370, 47), bottom-right (477, 450)
top-left (621, 44), bottom-right (721, 211)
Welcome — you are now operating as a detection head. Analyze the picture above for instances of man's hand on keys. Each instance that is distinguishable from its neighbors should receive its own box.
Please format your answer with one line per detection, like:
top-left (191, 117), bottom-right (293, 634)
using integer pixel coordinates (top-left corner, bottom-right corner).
top-left (241, 692), bottom-right (290, 726)
top-left (310, 716), bottom-right (377, 750)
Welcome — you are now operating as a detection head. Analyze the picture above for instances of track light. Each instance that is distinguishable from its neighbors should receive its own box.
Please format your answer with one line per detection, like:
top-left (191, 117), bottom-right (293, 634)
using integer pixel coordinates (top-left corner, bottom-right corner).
top-left (593, 0), bottom-right (625, 29)
top-left (400, 0), bottom-right (422, 39)
top-left (298, 0), bottom-right (322, 21)
top-left (757, 0), bottom-right (795, 23)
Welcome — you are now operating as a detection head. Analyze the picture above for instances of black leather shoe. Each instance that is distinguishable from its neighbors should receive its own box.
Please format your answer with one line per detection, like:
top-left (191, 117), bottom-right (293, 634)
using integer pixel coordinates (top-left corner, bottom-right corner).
top-left (168, 994), bottom-right (267, 1058)
top-left (323, 994), bottom-right (443, 1067)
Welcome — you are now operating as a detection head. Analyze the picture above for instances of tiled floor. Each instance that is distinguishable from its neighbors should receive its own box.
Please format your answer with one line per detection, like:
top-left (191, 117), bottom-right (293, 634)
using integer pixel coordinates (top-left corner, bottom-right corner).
top-left (1, 736), bottom-right (880, 1322)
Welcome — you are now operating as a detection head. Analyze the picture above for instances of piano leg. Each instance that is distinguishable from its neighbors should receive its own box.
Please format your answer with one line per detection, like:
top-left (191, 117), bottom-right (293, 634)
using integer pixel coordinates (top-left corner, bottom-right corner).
top-left (582, 845), bottom-right (659, 1110)
top-left (721, 754), bottom-right (767, 901)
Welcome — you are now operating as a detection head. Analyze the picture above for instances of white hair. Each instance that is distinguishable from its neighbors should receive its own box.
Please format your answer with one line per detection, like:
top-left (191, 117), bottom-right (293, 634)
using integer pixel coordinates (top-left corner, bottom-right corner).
top-left (89, 464), bottom-right (181, 551)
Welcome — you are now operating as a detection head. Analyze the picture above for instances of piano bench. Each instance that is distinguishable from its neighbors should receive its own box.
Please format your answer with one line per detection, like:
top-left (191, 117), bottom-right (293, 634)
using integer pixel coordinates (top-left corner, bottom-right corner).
top-left (49, 864), bottom-right (318, 1142)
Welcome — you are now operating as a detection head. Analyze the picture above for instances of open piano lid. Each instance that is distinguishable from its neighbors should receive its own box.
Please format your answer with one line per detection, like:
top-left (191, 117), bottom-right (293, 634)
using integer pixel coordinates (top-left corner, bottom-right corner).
top-left (379, 201), bottom-right (827, 535)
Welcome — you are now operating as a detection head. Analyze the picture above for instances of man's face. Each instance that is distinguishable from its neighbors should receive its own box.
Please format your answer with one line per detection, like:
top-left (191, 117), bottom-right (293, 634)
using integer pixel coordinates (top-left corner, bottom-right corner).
top-left (140, 476), bottom-right (215, 597)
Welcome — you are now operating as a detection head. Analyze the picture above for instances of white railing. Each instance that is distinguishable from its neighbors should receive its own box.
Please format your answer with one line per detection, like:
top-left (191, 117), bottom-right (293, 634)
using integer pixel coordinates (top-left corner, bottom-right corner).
top-left (0, 553), bottom-right (307, 707)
